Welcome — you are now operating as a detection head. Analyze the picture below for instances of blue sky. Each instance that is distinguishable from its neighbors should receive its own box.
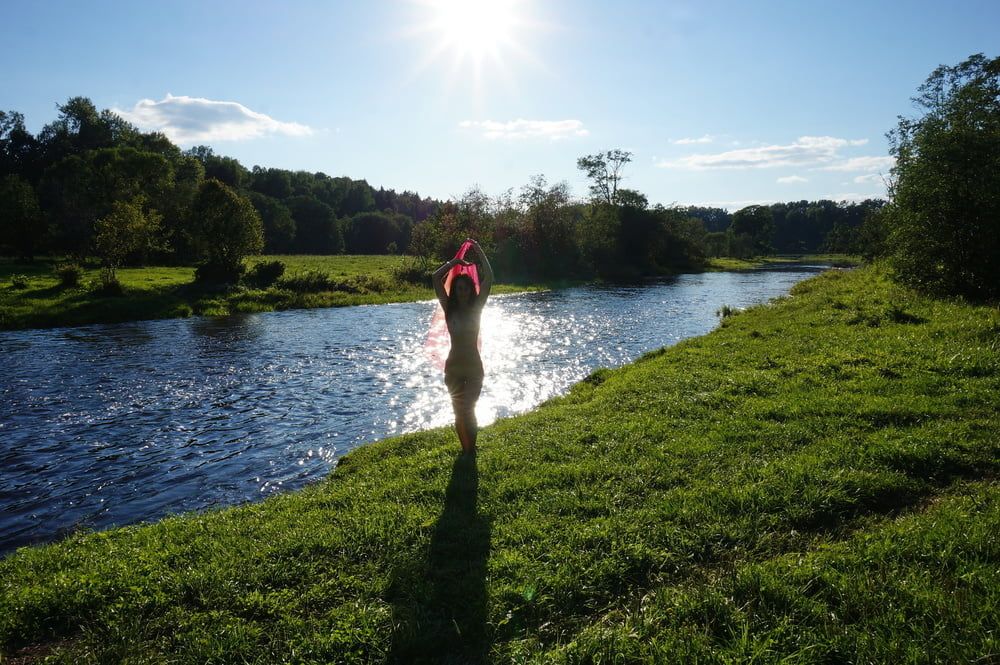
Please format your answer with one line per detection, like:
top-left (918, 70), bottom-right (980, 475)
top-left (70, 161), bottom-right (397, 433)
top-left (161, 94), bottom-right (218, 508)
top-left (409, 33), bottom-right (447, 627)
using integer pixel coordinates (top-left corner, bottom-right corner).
top-left (2, 0), bottom-right (997, 209)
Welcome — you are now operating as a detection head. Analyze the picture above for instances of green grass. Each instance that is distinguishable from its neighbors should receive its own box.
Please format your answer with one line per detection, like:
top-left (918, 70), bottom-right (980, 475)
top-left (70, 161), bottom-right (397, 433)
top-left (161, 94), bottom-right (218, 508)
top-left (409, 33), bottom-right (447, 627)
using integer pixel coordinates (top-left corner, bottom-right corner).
top-left (0, 256), bottom-right (543, 331)
top-left (2, 264), bottom-right (998, 663)
top-left (706, 254), bottom-right (862, 271)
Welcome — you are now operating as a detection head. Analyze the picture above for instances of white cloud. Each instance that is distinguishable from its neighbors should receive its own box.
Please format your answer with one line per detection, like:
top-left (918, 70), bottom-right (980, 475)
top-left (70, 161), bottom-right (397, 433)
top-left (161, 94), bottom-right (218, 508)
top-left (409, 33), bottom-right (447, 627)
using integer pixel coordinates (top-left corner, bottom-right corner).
top-left (776, 175), bottom-right (808, 184)
top-left (819, 155), bottom-right (895, 172)
top-left (673, 134), bottom-right (715, 145)
top-left (657, 136), bottom-right (867, 170)
top-left (113, 94), bottom-right (313, 144)
top-left (459, 119), bottom-right (588, 140)
top-left (848, 138), bottom-right (869, 146)
top-left (853, 173), bottom-right (885, 185)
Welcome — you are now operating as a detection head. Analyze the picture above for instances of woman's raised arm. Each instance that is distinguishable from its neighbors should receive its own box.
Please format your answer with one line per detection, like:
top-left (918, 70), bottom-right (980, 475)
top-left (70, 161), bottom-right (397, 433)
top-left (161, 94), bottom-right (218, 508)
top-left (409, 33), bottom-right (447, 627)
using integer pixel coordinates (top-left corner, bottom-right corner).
top-left (470, 240), bottom-right (493, 305)
top-left (433, 257), bottom-right (460, 310)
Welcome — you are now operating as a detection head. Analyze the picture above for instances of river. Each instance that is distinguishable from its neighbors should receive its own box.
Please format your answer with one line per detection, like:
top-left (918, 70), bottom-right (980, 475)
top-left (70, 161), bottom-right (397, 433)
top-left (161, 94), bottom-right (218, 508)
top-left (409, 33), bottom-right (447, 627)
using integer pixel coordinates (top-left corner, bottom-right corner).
top-left (0, 265), bottom-right (829, 554)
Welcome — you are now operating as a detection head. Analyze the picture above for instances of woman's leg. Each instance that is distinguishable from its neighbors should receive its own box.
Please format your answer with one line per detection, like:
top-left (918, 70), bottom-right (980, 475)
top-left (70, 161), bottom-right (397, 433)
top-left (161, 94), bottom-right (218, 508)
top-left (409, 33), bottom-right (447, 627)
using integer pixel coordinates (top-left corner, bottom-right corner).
top-left (464, 374), bottom-right (483, 451)
top-left (447, 373), bottom-right (472, 452)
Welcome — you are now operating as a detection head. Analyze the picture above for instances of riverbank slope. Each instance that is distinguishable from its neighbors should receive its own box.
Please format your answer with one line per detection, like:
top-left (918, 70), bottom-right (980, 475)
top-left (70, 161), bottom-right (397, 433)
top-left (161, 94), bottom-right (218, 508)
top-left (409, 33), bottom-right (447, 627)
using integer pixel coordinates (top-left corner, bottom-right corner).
top-left (2, 264), bottom-right (997, 662)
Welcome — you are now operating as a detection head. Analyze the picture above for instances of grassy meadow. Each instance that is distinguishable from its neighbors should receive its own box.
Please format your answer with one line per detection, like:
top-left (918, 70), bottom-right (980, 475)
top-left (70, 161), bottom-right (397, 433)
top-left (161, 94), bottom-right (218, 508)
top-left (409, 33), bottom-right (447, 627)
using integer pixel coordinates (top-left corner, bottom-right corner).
top-left (0, 255), bottom-right (542, 331)
top-left (1, 264), bottom-right (997, 663)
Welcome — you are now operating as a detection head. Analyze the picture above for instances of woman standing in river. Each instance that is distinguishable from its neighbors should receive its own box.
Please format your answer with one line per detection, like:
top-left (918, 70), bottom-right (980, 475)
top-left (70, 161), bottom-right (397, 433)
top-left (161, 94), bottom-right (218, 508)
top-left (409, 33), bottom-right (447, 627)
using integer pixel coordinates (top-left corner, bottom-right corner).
top-left (433, 239), bottom-right (493, 454)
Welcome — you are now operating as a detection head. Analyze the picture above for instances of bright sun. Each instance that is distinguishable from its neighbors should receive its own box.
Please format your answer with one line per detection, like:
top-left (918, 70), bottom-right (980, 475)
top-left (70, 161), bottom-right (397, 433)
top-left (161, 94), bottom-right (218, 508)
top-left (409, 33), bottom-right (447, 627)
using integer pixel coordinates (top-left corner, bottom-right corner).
top-left (428, 0), bottom-right (518, 60)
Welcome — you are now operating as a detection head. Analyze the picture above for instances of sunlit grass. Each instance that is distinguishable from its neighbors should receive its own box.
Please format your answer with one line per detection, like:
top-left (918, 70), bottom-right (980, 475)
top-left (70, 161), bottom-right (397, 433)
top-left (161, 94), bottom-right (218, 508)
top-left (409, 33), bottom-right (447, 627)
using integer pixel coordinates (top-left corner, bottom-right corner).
top-left (0, 256), bottom-right (544, 330)
top-left (706, 253), bottom-right (862, 271)
top-left (1, 264), bottom-right (997, 662)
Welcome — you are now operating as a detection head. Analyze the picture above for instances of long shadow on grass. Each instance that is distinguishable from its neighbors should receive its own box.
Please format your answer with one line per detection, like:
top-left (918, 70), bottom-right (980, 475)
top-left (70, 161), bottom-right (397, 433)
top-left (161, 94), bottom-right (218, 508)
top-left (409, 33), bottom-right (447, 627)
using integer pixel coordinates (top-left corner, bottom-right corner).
top-left (389, 453), bottom-right (492, 663)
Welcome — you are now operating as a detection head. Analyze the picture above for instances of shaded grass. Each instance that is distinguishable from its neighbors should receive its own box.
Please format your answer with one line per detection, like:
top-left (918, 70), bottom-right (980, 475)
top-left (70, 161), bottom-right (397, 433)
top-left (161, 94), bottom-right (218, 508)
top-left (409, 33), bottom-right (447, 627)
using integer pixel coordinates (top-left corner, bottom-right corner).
top-left (0, 256), bottom-right (543, 330)
top-left (1, 264), bottom-right (997, 663)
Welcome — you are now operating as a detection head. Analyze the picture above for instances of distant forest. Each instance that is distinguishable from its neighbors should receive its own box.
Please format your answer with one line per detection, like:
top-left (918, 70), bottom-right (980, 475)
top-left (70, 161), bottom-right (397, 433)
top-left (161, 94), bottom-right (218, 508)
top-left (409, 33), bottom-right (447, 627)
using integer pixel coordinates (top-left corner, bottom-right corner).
top-left (1, 97), bottom-right (884, 281)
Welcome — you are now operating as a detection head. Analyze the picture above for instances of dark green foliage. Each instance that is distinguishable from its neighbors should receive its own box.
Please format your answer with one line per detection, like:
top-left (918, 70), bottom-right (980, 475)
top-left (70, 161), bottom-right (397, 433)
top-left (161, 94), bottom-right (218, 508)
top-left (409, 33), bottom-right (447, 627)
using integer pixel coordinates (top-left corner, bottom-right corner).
top-left (188, 179), bottom-right (263, 282)
top-left (286, 195), bottom-right (342, 254)
top-left (248, 192), bottom-right (296, 253)
top-left (243, 260), bottom-right (285, 289)
top-left (0, 98), bottom-right (440, 264)
top-left (0, 174), bottom-right (43, 259)
top-left (277, 270), bottom-right (391, 294)
top-left (731, 204), bottom-right (775, 254)
top-left (344, 211), bottom-right (412, 254)
top-left (882, 53), bottom-right (1000, 299)
top-left (193, 262), bottom-right (244, 285)
top-left (54, 263), bottom-right (82, 288)
top-left (9, 274), bottom-right (28, 289)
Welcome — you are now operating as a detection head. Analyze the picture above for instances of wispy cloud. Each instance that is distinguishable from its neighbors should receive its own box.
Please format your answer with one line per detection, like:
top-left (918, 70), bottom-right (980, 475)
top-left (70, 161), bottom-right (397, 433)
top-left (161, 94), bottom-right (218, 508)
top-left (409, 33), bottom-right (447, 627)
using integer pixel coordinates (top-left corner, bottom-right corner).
top-left (657, 136), bottom-right (880, 171)
top-left (853, 173), bottom-right (886, 185)
top-left (459, 119), bottom-right (588, 140)
top-left (673, 134), bottom-right (715, 145)
top-left (113, 94), bottom-right (313, 144)
top-left (776, 175), bottom-right (808, 184)
top-left (819, 156), bottom-right (895, 172)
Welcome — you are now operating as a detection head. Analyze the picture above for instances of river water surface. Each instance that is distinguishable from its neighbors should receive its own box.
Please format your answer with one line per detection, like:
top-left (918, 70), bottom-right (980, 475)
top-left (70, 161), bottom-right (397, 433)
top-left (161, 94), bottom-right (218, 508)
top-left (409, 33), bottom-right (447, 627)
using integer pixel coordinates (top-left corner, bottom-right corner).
top-left (0, 266), bottom-right (828, 554)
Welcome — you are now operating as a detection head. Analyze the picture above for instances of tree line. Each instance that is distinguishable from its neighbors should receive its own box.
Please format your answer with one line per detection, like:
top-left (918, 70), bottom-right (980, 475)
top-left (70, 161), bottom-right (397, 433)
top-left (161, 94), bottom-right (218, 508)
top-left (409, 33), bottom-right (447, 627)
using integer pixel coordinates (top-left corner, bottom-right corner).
top-left (2, 96), bottom-right (898, 286)
top-left (0, 97), bottom-right (436, 275)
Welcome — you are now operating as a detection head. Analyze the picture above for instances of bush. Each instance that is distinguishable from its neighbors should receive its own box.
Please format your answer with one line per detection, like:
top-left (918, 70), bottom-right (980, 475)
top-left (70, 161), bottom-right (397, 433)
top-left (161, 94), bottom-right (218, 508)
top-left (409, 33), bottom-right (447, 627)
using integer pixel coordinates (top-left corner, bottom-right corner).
top-left (278, 270), bottom-right (392, 294)
top-left (55, 263), bottom-right (83, 288)
top-left (278, 270), bottom-right (336, 293)
top-left (244, 260), bottom-right (285, 288)
top-left (195, 262), bottom-right (244, 285)
top-left (345, 273), bottom-right (391, 293)
top-left (10, 274), bottom-right (28, 289)
top-left (392, 259), bottom-right (432, 286)
top-left (95, 267), bottom-right (124, 296)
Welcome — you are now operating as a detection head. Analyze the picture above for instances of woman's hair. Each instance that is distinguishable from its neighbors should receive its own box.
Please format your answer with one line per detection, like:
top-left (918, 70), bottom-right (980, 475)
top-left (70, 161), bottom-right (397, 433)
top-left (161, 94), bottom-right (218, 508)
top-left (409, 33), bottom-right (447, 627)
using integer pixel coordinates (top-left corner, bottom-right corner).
top-left (446, 274), bottom-right (476, 313)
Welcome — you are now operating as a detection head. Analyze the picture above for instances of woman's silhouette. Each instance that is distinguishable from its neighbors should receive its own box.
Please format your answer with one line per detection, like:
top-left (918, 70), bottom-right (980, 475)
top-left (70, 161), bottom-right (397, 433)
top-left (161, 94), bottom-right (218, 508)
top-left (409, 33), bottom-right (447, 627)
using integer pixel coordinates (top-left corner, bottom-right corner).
top-left (433, 239), bottom-right (493, 453)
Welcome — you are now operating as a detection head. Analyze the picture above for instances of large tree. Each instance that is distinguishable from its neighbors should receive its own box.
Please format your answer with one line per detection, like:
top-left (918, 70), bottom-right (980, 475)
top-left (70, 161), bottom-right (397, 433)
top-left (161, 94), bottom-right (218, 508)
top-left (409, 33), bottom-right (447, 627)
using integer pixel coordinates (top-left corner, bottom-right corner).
top-left (730, 204), bottom-right (775, 255)
top-left (188, 179), bottom-right (263, 280)
top-left (94, 199), bottom-right (162, 280)
top-left (883, 53), bottom-right (1000, 298)
top-left (576, 149), bottom-right (632, 206)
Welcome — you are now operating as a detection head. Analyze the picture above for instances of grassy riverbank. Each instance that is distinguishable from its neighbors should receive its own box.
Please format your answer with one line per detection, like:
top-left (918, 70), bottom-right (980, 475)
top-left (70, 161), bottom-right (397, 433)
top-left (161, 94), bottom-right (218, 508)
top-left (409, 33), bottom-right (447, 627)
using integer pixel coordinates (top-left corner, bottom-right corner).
top-left (0, 254), bottom-right (858, 332)
top-left (0, 255), bottom-right (543, 331)
top-left (705, 253), bottom-right (862, 271)
top-left (2, 264), bottom-right (998, 663)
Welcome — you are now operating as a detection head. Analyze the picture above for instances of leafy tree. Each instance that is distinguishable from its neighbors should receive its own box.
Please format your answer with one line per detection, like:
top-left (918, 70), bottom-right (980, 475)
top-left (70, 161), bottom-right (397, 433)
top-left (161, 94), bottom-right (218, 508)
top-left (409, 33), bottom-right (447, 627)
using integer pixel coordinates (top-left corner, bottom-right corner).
top-left (883, 53), bottom-right (1000, 298)
top-left (0, 174), bottom-right (44, 259)
top-left (730, 205), bottom-right (774, 255)
top-left (0, 111), bottom-right (39, 181)
top-left (188, 179), bottom-right (263, 280)
top-left (576, 150), bottom-right (632, 205)
top-left (94, 199), bottom-right (161, 279)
